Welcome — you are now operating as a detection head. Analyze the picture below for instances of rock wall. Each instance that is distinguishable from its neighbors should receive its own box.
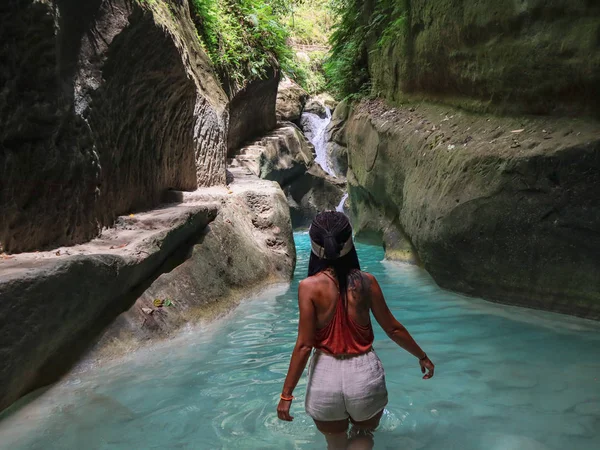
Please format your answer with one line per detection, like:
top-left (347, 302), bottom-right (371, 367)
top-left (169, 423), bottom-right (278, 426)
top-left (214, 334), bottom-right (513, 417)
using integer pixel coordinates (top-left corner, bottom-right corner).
top-left (226, 67), bottom-right (280, 155)
top-left (0, 0), bottom-right (228, 254)
top-left (368, 0), bottom-right (600, 116)
top-left (346, 99), bottom-right (600, 319)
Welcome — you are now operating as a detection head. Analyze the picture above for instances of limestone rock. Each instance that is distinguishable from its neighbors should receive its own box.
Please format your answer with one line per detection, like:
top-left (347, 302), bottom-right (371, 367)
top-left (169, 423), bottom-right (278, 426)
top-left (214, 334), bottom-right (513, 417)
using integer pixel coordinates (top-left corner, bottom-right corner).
top-left (276, 78), bottom-right (309, 123)
top-left (0, 167), bottom-right (296, 412)
top-left (0, 0), bottom-right (228, 254)
top-left (346, 99), bottom-right (600, 318)
top-left (304, 97), bottom-right (328, 118)
top-left (233, 124), bottom-right (345, 227)
top-left (0, 201), bottom-right (219, 411)
top-left (227, 66), bottom-right (280, 155)
top-left (91, 168), bottom-right (295, 354)
top-left (325, 99), bottom-right (351, 177)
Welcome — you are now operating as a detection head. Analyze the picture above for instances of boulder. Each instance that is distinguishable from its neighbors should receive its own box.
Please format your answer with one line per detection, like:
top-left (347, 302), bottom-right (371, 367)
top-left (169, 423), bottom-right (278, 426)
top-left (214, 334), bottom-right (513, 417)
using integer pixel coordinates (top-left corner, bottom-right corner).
top-left (304, 97), bottom-right (328, 118)
top-left (276, 78), bottom-right (309, 122)
top-left (232, 124), bottom-right (345, 227)
top-left (346, 99), bottom-right (600, 318)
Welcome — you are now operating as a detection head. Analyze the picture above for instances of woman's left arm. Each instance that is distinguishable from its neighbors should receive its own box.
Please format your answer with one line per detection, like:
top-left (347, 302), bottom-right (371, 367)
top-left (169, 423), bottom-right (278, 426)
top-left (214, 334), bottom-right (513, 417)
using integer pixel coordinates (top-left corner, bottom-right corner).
top-left (277, 280), bottom-right (316, 421)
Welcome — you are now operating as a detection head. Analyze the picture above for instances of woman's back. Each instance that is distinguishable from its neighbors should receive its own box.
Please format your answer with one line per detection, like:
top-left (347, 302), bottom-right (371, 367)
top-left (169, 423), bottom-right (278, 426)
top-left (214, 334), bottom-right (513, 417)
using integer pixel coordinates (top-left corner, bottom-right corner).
top-left (304, 269), bottom-right (375, 356)
top-left (307, 268), bottom-right (372, 331)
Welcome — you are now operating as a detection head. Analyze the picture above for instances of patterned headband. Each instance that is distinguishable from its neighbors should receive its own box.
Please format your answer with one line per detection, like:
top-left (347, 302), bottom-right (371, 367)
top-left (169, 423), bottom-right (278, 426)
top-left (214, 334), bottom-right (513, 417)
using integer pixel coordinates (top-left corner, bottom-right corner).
top-left (309, 230), bottom-right (354, 260)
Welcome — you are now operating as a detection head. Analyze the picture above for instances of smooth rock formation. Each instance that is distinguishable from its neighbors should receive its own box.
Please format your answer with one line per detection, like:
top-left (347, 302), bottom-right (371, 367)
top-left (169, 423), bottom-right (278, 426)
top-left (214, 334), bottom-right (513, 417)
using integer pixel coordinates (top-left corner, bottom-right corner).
top-left (0, 166), bottom-right (295, 412)
top-left (0, 0), bottom-right (229, 253)
top-left (0, 200), bottom-right (218, 411)
top-left (303, 97), bottom-right (328, 118)
top-left (367, 0), bottom-right (600, 116)
top-left (325, 99), bottom-right (350, 177)
top-left (231, 124), bottom-right (345, 227)
top-left (276, 78), bottom-right (309, 123)
top-left (90, 167), bottom-right (295, 359)
top-left (346, 99), bottom-right (600, 318)
top-left (226, 67), bottom-right (280, 155)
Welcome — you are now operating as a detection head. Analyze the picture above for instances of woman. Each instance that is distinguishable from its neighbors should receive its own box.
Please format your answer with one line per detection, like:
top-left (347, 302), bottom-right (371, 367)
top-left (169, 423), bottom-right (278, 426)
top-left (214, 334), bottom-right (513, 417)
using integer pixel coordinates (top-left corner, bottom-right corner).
top-left (277, 211), bottom-right (434, 449)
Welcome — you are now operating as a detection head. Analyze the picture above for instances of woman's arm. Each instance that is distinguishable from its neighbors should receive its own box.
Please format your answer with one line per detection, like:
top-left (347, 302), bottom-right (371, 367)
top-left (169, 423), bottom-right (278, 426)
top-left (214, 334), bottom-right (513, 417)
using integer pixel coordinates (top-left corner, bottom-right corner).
top-left (367, 273), bottom-right (435, 379)
top-left (277, 280), bottom-right (316, 421)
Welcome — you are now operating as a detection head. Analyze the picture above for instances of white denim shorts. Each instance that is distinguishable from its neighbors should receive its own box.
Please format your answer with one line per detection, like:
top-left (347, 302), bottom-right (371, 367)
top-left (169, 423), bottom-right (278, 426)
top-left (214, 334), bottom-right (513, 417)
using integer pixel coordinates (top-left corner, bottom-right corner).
top-left (305, 348), bottom-right (388, 422)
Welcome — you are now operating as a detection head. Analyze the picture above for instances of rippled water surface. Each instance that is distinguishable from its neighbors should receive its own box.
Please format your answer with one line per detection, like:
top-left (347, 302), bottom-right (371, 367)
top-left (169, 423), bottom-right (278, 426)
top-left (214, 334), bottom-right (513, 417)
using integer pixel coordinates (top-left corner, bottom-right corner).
top-left (2, 233), bottom-right (600, 449)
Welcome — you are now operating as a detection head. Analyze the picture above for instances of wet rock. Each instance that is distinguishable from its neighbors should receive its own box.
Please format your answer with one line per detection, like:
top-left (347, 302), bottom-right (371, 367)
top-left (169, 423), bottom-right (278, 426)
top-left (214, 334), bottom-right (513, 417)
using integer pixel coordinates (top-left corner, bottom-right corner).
top-left (304, 97), bottom-right (328, 118)
top-left (325, 99), bottom-right (351, 177)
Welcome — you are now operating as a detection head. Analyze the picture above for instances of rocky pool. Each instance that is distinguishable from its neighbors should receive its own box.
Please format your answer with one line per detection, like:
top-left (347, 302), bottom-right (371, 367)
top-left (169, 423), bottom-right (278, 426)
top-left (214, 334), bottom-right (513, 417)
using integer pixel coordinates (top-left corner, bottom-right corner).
top-left (1, 233), bottom-right (599, 449)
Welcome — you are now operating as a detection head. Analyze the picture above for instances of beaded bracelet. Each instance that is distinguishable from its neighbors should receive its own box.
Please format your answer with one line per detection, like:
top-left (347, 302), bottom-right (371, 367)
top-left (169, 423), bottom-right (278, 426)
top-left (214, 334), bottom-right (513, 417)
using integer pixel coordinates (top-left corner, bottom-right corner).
top-left (280, 394), bottom-right (294, 401)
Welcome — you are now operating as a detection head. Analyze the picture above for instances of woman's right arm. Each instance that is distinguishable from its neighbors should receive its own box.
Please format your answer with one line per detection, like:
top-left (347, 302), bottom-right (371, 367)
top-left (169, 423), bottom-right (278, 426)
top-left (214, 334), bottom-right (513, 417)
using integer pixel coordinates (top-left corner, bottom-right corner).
top-left (367, 273), bottom-right (435, 379)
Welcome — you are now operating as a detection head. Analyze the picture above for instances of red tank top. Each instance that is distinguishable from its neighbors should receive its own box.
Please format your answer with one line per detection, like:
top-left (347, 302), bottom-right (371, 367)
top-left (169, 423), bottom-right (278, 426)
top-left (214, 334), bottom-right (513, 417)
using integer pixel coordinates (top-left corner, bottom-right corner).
top-left (314, 271), bottom-right (374, 355)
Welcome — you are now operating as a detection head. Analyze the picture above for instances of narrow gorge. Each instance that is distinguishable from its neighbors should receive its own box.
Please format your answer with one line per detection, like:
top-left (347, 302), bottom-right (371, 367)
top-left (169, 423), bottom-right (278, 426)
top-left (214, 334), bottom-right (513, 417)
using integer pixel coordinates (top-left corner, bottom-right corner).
top-left (0, 1), bottom-right (599, 446)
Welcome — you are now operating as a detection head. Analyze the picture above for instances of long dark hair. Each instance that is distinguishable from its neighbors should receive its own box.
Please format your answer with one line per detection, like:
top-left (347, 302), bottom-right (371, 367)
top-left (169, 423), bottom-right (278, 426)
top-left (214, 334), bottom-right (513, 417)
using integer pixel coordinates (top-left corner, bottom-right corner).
top-left (308, 211), bottom-right (361, 303)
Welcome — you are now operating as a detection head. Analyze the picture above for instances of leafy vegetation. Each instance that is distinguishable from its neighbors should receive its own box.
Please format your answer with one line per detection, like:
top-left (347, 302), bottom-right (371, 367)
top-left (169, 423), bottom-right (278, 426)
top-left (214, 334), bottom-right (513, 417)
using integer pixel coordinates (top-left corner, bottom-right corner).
top-left (324, 0), bottom-right (406, 98)
top-left (189, 0), bottom-right (295, 90)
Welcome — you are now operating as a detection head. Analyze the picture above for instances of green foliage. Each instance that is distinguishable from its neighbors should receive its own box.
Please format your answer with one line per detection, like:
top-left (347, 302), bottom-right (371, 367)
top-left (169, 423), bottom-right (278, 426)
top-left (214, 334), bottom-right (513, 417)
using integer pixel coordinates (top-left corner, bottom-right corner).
top-left (283, 0), bottom-right (335, 47)
top-left (190, 0), bottom-right (295, 88)
top-left (291, 51), bottom-right (328, 94)
top-left (324, 0), bottom-right (406, 98)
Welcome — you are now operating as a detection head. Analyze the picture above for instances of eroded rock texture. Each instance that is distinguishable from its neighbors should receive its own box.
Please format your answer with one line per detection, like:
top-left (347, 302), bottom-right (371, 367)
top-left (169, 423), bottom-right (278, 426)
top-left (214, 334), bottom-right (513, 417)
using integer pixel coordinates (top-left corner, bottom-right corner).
top-left (346, 99), bottom-right (600, 318)
top-left (368, 0), bottom-right (600, 116)
top-left (231, 123), bottom-right (345, 227)
top-left (226, 67), bottom-right (280, 155)
top-left (276, 78), bottom-right (308, 123)
top-left (0, 0), bottom-right (228, 253)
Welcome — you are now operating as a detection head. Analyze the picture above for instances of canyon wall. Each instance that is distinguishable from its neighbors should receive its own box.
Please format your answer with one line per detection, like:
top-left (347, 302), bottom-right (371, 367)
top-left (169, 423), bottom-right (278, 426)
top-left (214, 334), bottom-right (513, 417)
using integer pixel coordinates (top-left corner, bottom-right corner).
top-left (0, 0), bottom-right (228, 254)
top-left (368, 0), bottom-right (600, 117)
top-left (342, 0), bottom-right (600, 316)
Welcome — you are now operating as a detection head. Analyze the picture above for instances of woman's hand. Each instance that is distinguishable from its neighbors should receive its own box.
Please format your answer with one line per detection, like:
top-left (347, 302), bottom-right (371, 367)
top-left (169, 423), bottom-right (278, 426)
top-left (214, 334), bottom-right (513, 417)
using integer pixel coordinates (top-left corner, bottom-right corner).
top-left (420, 356), bottom-right (435, 379)
top-left (277, 398), bottom-right (294, 421)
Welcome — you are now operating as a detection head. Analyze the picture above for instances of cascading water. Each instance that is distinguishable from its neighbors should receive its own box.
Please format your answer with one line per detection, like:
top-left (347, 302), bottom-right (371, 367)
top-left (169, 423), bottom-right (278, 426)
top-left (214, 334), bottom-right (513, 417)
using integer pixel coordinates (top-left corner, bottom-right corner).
top-left (301, 107), bottom-right (334, 176)
top-left (336, 192), bottom-right (349, 212)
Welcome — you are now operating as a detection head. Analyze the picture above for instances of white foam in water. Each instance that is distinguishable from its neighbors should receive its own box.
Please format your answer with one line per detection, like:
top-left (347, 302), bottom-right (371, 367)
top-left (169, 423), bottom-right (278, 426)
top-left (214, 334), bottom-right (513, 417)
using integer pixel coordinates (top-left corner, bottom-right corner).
top-left (1, 234), bottom-right (600, 449)
top-left (336, 192), bottom-right (349, 213)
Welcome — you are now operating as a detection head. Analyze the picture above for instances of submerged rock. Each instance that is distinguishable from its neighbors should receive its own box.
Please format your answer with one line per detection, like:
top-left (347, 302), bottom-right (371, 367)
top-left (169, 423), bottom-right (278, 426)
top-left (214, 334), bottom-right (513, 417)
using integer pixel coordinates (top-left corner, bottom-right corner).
top-left (276, 78), bottom-right (309, 123)
top-left (346, 99), bottom-right (600, 318)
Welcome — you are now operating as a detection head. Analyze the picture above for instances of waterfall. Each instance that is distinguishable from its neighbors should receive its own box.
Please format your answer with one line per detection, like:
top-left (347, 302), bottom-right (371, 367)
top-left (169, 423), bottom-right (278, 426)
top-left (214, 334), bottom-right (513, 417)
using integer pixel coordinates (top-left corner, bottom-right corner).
top-left (301, 104), bottom-right (349, 214)
top-left (302, 107), bottom-right (334, 176)
top-left (336, 192), bottom-right (349, 213)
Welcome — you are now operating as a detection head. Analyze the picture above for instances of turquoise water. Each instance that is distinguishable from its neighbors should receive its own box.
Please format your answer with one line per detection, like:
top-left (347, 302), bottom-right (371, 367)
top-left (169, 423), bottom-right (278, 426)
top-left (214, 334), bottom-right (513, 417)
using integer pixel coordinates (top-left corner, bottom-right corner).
top-left (2, 233), bottom-right (600, 449)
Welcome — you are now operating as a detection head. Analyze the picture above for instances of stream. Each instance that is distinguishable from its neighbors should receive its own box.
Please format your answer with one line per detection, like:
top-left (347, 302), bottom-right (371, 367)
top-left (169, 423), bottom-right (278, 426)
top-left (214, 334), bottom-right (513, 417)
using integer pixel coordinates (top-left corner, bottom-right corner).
top-left (1, 234), bottom-right (600, 449)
